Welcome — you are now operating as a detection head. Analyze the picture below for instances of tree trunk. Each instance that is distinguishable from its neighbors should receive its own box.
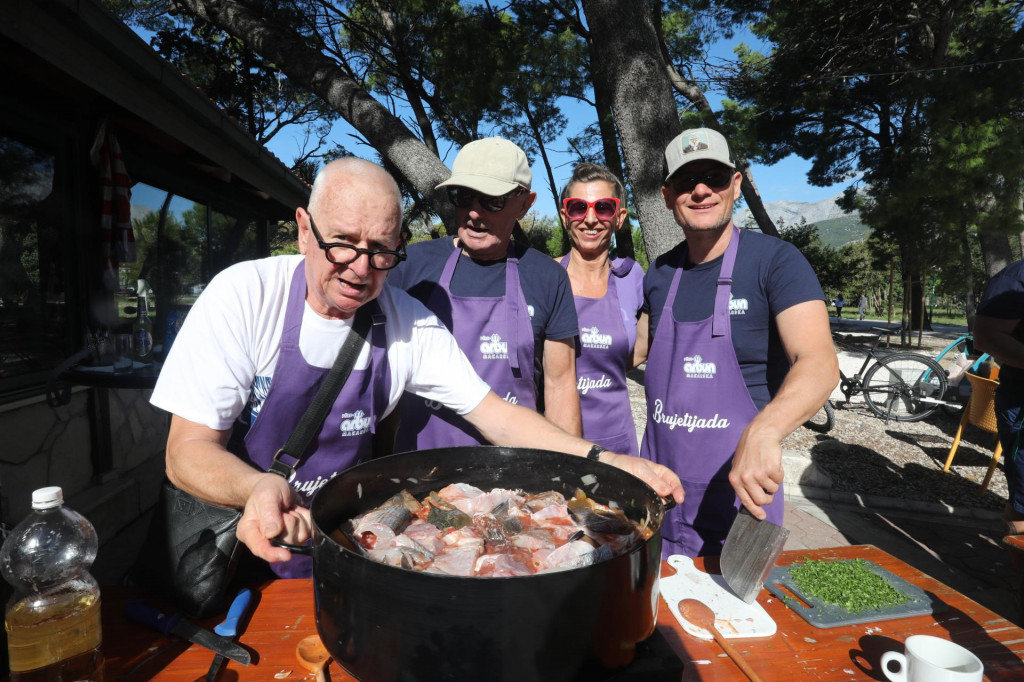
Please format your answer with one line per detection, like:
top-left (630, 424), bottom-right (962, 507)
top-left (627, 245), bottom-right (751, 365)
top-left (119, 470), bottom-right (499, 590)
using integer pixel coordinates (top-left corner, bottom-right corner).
top-left (587, 42), bottom-right (634, 259)
top-left (977, 230), bottom-right (1013, 278)
top-left (175, 0), bottom-right (457, 227)
top-left (581, 0), bottom-right (682, 261)
top-left (960, 228), bottom-right (977, 331)
top-left (522, 104), bottom-right (562, 227)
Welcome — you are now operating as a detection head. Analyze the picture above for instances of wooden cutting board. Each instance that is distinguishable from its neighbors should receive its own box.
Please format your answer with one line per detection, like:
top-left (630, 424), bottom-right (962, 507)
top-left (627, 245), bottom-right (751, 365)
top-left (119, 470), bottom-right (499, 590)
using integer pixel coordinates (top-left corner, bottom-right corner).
top-left (659, 555), bottom-right (777, 640)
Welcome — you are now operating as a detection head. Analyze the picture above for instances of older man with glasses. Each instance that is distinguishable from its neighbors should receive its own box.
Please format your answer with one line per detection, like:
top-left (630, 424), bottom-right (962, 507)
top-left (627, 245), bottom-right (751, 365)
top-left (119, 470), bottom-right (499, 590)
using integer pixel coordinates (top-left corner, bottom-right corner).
top-left (386, 137), bottom-right (584, 453)
top-left (638, 128), bottom-right (838, 559)
top-left (151, 157), bottom-right (683, 579)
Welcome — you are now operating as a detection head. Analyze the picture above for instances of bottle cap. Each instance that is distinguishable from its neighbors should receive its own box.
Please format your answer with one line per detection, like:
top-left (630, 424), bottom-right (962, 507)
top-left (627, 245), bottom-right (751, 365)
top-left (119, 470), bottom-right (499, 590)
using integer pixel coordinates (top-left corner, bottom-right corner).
top-left (31, 486), bottom-right (64, 510)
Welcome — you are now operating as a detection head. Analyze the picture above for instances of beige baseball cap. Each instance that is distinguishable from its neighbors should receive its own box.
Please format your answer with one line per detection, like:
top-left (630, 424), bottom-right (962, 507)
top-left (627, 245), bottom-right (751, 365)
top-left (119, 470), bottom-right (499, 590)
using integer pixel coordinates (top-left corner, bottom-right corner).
top-left (435, 137), bottom-right (532, 195)
top-left (664, 128), bottom-right (735, 182)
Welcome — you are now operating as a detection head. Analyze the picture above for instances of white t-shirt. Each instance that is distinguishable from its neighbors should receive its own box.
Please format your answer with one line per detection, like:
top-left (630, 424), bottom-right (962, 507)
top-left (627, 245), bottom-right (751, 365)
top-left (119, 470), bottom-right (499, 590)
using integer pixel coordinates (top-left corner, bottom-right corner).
top-left (151, 255), bottom-right (490, 431)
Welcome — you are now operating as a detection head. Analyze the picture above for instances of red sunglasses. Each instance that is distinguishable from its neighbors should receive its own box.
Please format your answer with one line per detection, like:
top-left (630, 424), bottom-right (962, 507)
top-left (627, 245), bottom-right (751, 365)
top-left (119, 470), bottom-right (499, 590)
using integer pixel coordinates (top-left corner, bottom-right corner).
top-left (562, 197), bottom-right (620, 221)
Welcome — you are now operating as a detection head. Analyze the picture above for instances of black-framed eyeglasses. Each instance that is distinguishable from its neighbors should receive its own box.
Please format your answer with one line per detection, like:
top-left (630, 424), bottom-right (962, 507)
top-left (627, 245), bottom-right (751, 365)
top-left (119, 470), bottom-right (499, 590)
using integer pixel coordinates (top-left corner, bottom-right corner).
top-left (667, 168), bottom-right (735, 194)
top-left (446, 186), bottom-right (525, 213)
top-left (307, 212), bottom-right (406, 271)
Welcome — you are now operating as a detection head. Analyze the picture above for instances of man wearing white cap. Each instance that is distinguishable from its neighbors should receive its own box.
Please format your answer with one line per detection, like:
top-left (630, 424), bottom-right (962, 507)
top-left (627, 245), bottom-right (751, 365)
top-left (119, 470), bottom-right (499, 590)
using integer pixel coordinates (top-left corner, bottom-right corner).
top-left (638, 127), bottom-right (838, 558)
top-left (388, 137), bottom-right (583, 451)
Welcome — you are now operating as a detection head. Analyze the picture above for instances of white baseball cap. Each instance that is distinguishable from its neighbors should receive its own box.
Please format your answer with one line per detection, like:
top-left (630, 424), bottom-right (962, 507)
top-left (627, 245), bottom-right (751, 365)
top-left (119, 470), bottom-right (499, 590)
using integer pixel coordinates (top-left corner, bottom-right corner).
top-left (435, 137), bottom-right (532, 195)
top-left (664, 128), bottom-right (735, 182)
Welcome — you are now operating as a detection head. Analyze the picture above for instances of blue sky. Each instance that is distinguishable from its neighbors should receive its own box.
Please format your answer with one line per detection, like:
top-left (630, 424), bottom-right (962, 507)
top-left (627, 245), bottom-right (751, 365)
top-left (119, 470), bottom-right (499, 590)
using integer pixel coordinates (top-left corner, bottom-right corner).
top-left (264, 105), bottom-right (848, 220)
top-left (261, 40), bottom-right (848, 220)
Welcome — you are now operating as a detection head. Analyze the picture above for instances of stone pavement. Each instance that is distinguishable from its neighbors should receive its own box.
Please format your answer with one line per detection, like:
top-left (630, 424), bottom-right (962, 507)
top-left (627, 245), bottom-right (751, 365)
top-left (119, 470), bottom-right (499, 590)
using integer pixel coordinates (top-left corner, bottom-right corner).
top-left (781, 450), bottom-right (1021, 625)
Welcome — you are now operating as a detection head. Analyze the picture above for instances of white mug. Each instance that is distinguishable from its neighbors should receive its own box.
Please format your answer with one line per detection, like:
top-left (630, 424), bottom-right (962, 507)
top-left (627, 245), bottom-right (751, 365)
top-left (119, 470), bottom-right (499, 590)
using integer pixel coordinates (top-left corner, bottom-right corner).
top-left (881, 635), bottom-right (983, 682)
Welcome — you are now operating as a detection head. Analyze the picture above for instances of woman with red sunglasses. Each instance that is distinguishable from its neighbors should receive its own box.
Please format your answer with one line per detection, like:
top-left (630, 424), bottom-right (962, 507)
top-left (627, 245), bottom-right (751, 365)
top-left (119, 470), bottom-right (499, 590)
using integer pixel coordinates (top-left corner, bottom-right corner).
top-left (555, 164), bottom-right (645, 456)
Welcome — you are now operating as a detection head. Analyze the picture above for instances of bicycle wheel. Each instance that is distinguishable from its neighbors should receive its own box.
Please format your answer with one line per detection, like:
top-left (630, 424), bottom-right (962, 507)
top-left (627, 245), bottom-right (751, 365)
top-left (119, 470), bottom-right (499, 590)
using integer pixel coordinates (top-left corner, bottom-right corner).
top-left (861, 353), bottom-right (948, 422)
top-left (804, 400), bottom-right (836, 433)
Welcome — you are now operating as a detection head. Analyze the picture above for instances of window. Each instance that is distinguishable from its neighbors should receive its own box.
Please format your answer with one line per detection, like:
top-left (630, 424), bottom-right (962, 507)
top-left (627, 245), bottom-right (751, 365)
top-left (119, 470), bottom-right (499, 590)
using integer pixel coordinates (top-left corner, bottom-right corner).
top-left (121, 183), bottom-right (264, 347)
top-left (0, 133), bottom-right (70, 388)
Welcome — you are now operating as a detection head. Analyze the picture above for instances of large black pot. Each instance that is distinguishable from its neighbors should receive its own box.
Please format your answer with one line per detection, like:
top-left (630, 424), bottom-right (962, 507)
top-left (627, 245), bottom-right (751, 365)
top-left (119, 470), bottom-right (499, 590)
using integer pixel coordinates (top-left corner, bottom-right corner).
top-left (292, 446), bottom-right (668, 682)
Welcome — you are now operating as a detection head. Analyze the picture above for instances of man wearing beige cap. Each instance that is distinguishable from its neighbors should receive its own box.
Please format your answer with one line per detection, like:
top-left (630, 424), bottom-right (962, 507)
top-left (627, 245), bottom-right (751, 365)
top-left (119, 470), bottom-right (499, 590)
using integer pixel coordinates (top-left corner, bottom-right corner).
top-left (638, 127), bottom-right (838, 558)
top-left (387, 137), bottom-right (583, 451)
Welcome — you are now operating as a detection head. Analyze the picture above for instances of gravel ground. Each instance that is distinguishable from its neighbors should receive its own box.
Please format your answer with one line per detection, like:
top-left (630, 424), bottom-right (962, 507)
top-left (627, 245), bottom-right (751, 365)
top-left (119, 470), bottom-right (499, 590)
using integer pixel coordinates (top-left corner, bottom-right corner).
top-left (626, 324), bottom-right (1008, 513)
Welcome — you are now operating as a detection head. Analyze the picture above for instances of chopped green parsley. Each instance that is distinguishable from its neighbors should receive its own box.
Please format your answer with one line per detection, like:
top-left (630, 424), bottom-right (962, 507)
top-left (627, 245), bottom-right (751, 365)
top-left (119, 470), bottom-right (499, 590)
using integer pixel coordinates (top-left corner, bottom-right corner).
top-left (789, 559), bottom-right (910, 614)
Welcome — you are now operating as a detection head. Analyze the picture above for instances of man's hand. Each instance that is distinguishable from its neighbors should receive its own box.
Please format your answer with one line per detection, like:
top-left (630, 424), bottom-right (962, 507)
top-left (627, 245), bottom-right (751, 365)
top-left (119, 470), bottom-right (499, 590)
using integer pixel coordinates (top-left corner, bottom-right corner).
top-left (728, 429), bottom-right (785, 520)
top-left (604, 453), bottom-right (685, 504)
top-left (235, 474), bottom-right (311, 563)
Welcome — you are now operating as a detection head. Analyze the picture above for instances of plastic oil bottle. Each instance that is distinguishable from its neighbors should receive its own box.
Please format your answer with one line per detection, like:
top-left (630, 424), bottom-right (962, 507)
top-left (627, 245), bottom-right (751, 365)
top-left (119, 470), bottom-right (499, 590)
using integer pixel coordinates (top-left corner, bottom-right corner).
top-left (0, 487), bottom-right (103, 681)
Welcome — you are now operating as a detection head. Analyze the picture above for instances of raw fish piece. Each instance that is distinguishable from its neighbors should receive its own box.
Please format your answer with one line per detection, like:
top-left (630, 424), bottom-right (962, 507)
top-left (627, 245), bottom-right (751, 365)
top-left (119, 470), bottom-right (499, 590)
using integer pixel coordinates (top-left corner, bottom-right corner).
top-left (402, 519), bottom-right (445, 555)
top-left (512, 528), bottom-right (557, 552)
top-left (475, 552), bottom-right (534, 577)
top-left (427, 545), bottom-right (482, 576)
top-left (523, 491), bottom-right (566, 511)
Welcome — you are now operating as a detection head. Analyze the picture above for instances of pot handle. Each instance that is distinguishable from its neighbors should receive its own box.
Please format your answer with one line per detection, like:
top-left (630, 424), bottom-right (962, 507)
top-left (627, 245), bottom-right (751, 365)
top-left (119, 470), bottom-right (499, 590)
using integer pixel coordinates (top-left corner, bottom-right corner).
top-left (269, 536), bottom-right (313, 556)
top-left (661, 496), bottom-right (676, 512)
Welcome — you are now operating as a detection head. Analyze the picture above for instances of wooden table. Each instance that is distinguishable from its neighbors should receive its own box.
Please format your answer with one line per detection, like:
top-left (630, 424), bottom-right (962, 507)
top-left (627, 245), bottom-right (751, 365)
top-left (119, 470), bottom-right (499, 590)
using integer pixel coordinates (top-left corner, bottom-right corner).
top-left (92, 545), bottom-right (1024, 681)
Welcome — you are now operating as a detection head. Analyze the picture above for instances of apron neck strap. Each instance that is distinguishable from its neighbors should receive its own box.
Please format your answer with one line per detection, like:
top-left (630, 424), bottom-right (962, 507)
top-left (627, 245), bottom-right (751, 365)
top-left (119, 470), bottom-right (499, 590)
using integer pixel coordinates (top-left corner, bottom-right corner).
top-left (712, 226), bottom-right (741, 338)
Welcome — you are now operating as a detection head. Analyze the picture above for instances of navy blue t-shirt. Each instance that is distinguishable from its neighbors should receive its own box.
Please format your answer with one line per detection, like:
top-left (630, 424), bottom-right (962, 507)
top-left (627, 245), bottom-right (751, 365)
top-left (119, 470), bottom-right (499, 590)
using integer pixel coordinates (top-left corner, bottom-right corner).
top-left (643, 229), bottom-right (824, 409)
top-left (388, 236), bottom-right (579, 401)
top-left (977, 259), bottom-right (1024, 393)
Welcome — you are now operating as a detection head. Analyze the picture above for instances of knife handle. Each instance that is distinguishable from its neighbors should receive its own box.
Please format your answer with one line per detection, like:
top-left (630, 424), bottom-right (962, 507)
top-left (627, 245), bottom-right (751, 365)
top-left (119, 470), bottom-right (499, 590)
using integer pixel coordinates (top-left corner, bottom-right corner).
top-left (124, 600), bottom-right (181, 636)
top-left (215, 588), bottom-right (254, 638)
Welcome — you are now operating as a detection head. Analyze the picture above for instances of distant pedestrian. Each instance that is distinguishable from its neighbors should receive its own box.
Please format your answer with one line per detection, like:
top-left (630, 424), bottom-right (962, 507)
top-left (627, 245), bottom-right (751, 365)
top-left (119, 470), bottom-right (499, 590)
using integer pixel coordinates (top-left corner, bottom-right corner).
top-left (833, 295), bottom-right (846, 319)
top-left (858, 293), bottom-right (868, 320)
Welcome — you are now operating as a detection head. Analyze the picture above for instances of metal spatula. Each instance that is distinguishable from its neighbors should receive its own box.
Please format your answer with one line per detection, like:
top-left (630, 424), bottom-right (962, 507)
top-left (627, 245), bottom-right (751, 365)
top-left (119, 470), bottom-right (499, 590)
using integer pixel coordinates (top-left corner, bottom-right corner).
top-left (721, 507), bottom-right (790, 603)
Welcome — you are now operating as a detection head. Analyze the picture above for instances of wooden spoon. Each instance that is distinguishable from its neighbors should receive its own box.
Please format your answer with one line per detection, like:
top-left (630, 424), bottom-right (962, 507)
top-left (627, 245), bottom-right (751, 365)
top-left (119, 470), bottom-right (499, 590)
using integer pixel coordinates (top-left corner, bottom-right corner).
top-left (678, 598), bottom-right (764, 682)
top-left (296, 634), bottom-right (331, 682)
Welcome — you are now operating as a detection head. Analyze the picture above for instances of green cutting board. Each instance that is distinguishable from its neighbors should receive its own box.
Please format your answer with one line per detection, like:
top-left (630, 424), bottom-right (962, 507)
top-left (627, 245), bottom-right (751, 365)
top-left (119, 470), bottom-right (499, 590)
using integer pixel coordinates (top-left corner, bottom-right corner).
top-left (765, 559), bottom-right (947, 628)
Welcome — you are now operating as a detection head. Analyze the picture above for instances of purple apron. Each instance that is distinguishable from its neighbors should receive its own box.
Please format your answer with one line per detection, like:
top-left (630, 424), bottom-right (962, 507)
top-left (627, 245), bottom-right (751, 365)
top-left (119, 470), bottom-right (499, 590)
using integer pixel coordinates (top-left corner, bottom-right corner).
top-left (235, 263), bottom-right (390, 577)
top-left (395, 242), bottom-right (536, 451)
top-left (560, 255), bottom-right (638, 455)
top-left (640, 228), bottom-right (783, 557)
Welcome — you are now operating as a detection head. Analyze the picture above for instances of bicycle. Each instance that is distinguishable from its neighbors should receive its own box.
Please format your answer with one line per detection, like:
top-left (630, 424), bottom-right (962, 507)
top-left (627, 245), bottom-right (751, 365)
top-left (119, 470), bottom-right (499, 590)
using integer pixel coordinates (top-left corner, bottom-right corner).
top-left (828, 326), bottom-right (949, 423)
top-left (932, 333), bottom-right (990, 372)
top-left (927, 332), bottom-right (991, 414)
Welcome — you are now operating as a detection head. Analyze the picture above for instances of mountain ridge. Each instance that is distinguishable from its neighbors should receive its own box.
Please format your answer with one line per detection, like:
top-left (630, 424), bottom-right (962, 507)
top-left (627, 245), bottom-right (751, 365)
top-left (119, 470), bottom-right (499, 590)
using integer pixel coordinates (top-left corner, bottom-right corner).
top-left (735, 192), bottom-right (869, 247)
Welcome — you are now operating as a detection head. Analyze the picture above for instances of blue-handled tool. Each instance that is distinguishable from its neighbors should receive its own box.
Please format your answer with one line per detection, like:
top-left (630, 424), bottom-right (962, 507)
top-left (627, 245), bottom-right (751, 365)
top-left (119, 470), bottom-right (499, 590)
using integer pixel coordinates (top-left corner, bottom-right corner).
top-left (205, 589), bottom-right (256, 681)
top-left (124, 600), bottom-right (251, 666)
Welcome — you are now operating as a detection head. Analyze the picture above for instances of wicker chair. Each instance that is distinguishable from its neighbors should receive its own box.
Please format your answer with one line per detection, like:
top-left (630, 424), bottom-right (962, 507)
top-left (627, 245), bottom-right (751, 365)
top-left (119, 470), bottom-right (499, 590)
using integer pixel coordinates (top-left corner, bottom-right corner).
top-left (942, 372), bottom-right (1003, 492)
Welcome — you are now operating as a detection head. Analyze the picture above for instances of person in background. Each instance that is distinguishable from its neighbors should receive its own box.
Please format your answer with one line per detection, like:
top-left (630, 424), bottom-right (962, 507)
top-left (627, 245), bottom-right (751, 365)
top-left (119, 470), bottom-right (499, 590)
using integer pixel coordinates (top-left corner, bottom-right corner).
top-left (858, 293), bottom-right (868, 320)
top-left (387, 137), bottom-right (582, 451)
top-left (833, 295), bottom-right (846, 319)
top-left (973, 259), bottom-right (1024, 538)
top-left (640, 127), bottom-right (838, 557)
top-left (555, 163), bottom-right (645, 455)
top-left (151, 158), bottom-right (683, 578)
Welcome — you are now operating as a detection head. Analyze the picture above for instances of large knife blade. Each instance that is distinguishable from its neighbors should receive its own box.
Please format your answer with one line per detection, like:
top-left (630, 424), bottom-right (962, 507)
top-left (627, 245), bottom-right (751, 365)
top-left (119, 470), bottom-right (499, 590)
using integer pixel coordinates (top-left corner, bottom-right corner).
top-left (720, 507), bottom-right (790, 604)
top-left (206, 588), bottom-right (255, 681)
top-left (124, 600), bottom-right (252, 665)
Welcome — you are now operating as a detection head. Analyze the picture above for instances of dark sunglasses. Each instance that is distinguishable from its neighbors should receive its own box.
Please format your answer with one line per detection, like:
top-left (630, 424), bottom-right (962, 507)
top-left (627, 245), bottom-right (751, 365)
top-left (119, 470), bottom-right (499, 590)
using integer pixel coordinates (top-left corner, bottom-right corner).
top-left (446, 186), bottom-right (524, 213)
top-left (667, 168), bottom-right (735, 194)
top-left (307, 212), bottom-right (406, 271)
top-left (562, 197), bottom-right (620, 222)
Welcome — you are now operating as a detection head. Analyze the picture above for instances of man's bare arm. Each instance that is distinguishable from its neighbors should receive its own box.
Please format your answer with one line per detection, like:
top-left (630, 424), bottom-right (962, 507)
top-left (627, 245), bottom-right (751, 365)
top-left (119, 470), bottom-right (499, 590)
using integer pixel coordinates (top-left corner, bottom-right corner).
top-left (729, 299), bottom-right (839, 518)
top-left (541, 337), bottom-right (582, 436)
top-left (165, 415), bottom-right (309, 563)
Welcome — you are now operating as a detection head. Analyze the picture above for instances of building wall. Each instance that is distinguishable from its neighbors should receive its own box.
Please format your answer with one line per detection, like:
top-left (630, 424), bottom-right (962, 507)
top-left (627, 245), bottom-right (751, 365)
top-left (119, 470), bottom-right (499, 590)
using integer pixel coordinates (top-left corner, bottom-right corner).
top-left (0, 387), bottom-right (168, 585)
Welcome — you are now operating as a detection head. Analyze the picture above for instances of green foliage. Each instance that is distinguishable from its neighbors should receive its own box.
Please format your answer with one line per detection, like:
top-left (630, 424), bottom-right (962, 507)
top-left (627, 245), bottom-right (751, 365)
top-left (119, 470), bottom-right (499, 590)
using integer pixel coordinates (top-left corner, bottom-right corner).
top-left (520, 211), bottom-right (561, 256)
top-left (107, 0), bottom-right (337, 165)
top-left (716, 0), bottom-right (1024, 326)
top-left (811, 216), bottom-right (870, 250)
